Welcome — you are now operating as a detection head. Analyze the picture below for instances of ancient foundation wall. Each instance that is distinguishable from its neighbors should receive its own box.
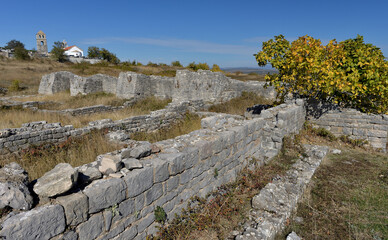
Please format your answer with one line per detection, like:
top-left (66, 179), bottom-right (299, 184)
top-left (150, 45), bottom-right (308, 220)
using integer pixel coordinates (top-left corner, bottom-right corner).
top-left (307, 102), bottom-right (388, 152)
top-left (0, 100), bottom-right (306, 240)
top-left (0, 101), bottom-right (204, 158)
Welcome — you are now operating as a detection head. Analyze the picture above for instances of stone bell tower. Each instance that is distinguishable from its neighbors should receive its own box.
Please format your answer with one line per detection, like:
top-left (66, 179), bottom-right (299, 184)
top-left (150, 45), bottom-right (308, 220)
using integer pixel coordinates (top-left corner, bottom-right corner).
top-left (36, 30), bottom-right (48, 56)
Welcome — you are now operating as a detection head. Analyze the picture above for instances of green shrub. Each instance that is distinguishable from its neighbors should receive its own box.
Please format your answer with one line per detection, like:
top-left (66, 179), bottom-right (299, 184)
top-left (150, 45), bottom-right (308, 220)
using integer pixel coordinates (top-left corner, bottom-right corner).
top-left (171, 61), bottom-right (182, 67)
top-left (154, 206), bottom-right (167, 224)
top-left (9, 80), bottom-right (21, 92)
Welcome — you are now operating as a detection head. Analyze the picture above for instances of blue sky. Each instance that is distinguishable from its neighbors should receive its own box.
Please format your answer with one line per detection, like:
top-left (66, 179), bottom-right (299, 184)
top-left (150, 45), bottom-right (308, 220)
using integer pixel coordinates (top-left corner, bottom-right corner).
top-left (1, 0), bottom-right (387, 68)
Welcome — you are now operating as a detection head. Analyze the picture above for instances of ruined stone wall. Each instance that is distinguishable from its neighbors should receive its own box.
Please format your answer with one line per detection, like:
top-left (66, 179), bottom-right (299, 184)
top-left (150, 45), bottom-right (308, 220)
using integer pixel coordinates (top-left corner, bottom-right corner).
top-left (307, 102), bottom-right (388, 152)
top-left (0, 100), bottom-right (306, 240)
top-left (0, 101), bottom-right (204, 158)
top-left (39, 70), bottom-right (275, 102)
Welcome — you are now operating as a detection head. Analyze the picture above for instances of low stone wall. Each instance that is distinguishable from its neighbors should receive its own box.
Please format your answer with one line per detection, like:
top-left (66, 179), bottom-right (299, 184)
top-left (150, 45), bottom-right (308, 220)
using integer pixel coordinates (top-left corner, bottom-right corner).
top-left (307, 102), bottom-right (388, 152)
top-left (0, 101), bottom-right (204, 158)
top-left (0, 100), bottom-right (306, 240)
top-left (236, 144), bottom-right (329, 240)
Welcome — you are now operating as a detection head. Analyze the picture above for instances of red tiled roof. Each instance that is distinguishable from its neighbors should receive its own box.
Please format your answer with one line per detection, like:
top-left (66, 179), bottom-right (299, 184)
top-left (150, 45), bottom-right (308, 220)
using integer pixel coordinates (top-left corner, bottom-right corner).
top-left (63, 45), bottom-right (76, 51)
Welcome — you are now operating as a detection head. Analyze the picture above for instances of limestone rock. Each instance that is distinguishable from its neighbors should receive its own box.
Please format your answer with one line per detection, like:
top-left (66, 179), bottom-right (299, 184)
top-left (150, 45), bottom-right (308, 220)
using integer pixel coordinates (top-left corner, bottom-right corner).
top-left (107, 131), bottom-right (130, 142)
top-left (122, 158), bottom-right (143, 170)
top-left (286, 231), bottom-right (301, 240)
top-left (98, 154), bottom-right (122, 175)
top-left (38, 71), bottom-right (75, 95)
top-left (0, 162), bottom-right (33, 210)
top-left (121, 144), bottom-right (152, 159)
top-left (56, 192), bottom-right (88, 226)
top-left (0, 204), bottom-right (66, 240)
top-left (83, 178), bottom-right (127, 213)
top-left (33, 163), bottom-right (78, 198)
top-left (0, 129), bottom-right (11, 138)
top-left (77, 163), bottom-right (102, 185)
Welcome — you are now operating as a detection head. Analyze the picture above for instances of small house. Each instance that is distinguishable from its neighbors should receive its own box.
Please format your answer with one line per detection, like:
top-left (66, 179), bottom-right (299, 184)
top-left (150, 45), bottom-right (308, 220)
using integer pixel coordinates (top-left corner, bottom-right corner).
top-left (64, 45), bottom-right (83, 57)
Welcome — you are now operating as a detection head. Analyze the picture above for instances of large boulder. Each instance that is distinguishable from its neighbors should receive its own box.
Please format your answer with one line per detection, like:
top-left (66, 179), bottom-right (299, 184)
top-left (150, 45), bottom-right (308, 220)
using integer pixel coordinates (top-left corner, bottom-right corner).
top-left (0, 162), bottom-right (33, 210)
top-left (33, 163), bottom-right (78, 198)
top-left (38, 71), bottom-right (77, 95)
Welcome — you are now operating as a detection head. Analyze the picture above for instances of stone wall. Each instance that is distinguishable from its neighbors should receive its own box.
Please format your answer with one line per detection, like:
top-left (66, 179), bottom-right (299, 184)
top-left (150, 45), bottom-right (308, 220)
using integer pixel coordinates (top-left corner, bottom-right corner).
top-left (39, 70), bottom-right (276, 102)
top-left (307, 101), bottom-right (388, 152)
top-left (0, 101), bottom-right (204, 158)
top-left (0, 100), bottom-right (306, 240)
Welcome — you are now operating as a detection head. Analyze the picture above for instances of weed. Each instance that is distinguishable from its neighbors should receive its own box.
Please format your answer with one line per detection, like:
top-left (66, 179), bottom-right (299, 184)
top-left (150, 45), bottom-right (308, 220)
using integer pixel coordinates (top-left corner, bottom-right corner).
top-left (155, 206), bottom-right (167, 224)
top-left (9, 80), bottom-right (21, 92)
top-left (339, 135), bottom-right (368, 147)
top-left (214, 168), bottom-right (219, 178)
top-left (107, 204), bottom-right (120, 217)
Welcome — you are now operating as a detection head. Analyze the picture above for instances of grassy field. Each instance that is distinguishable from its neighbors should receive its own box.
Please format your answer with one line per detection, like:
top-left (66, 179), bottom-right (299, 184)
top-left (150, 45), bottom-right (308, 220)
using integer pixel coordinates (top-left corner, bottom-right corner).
top-left (208, 91), bottom-right (273, 115)
top-left (0, 96), bottom-right (171, 129)
top-left (131, 113), bottom-right (202, 143)
top-left (0, 130), bottom-right (123, 181)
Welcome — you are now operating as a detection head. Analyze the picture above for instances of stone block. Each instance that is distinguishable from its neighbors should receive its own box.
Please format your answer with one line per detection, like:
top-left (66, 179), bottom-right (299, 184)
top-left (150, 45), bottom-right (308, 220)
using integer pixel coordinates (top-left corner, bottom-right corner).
top-left (113, 226), bottom-right (137, 240)
top-left (136, 213), bottom-right (155, 233)
top-left (122, 158), bottom-right (143, 170)
top-left (158, 152), bottom-right (186, 175)
top-left (83, 178), bottom-right (127, 213)
top-left (145, 183), bottom-right (163, 206)
top-left (124, 167), bottom-right (154, 198)
top-left (77, 212), bottom-right (104, 240)
top-left (33, 163), bottom-right (78, 198)
top-left (142, 158), bottom-right (169, 183)
top-left (0, 205), bottom-right (65, 240)
top-left (367, 129), bottom-right (387, 138)
top-left (56, 192), bottom-right (88, 226)
top-left (98, 154), bottom-right (122, 175)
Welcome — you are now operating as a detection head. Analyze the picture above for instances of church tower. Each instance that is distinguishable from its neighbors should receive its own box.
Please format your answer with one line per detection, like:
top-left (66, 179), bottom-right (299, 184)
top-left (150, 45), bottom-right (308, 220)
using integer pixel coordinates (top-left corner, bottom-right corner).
top-left (36, 30), bottom-right (48, 56)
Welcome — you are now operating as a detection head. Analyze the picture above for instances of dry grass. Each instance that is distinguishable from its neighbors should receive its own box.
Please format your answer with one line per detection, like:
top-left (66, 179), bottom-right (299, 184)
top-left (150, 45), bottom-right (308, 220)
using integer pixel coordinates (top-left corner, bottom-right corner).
top-left (131, 113), bottom-right (202, 143)
top-left (226, 72), bottom-right (266, 82)
top-left (276, 127), bottom-right (388, 240)
top-left (1, 130), bottom-right (123, 180)
top-left (0, 97), bottom-right (171, 129)
top-left (16, 92), bottom-right (128, 110)
top-left (208, 92), bottom-right (273, 116)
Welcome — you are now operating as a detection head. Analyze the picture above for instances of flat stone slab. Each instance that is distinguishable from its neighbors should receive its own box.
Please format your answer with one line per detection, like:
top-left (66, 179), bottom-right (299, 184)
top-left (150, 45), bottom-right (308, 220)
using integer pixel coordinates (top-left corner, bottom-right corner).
top-left (33, 163), bottom-right (78, 198)
top-left (0, 204), bottom-right (66, 240)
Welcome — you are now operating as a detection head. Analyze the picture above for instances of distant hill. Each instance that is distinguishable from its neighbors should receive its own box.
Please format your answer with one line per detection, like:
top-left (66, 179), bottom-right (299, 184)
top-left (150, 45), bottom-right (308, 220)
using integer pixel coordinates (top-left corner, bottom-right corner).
top-left (222, 67), bottom-right (278, 74)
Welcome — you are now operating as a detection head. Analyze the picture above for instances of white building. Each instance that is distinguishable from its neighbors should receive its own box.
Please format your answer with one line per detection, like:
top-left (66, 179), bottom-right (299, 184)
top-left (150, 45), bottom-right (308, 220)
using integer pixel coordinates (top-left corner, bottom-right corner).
top-left (64, 45), bottom-right (84, 57)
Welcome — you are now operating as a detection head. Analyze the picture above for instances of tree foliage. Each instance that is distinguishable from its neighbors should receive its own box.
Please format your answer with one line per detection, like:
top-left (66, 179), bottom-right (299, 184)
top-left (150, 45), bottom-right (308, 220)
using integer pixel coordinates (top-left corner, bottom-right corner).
top-left (5, 40), bottom-right (24, 49)
top-left (51, 41), bottom-right (66, 62)
top-left (187, 62), bottom-right (210, 71)
top-left (171, 60), bottom-right (183, 67)
top-left (256, 35), bottom-right (388, 113)
top-left (14, 46), bottom-right (30, 60)
top-left (211, 64), bottom-right (223, 72)
top-left (87, 46), bottom-right (119, 64)
top-left (87, 46), bottom-right (102, 59)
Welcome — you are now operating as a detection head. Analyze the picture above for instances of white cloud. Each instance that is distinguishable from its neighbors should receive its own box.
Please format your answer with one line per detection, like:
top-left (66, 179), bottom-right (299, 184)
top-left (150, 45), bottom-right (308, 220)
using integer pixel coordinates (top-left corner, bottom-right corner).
top-left (81, 37), bottom-right (257, 55)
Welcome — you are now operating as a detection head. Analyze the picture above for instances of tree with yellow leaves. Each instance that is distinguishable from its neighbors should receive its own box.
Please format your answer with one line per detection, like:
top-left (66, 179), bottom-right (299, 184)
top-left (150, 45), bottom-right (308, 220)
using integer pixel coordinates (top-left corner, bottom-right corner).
top-left (255, 35), bottom-right (388, 114)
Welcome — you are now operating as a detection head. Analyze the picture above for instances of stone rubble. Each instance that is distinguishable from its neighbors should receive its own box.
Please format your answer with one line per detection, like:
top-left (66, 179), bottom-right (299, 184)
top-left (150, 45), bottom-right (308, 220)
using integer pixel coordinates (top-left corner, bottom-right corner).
top-left (0, 162), bottom-right (33, 210)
